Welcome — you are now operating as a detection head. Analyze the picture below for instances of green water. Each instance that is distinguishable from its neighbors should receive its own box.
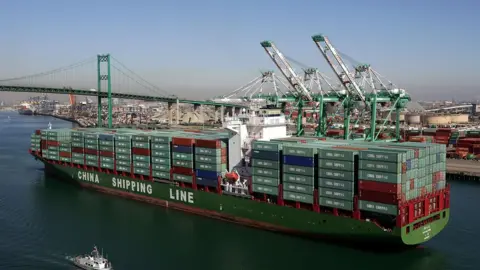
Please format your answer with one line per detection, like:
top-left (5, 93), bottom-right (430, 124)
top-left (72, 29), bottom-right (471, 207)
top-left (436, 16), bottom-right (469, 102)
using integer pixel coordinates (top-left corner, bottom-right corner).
top-left (0, 112), bottom-right (476, 270)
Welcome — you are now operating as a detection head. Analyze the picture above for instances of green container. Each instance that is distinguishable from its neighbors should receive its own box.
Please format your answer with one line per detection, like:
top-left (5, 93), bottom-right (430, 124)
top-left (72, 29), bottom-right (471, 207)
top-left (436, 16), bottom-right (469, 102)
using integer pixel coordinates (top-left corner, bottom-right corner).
top-left (283, 191), bottom-right (314, 204)
top-left (195, 162), bottom-right (226, 172)
top-left (133, 167), bottom-right (150, 176)
top-left (195, 147), bottom-right (224, 156)
top-left (72, 153), bottom-right (84, 159)
top-left (152, 143), bottom-right (170, 150)
top-left (283, 183), bottom-right (314, 195)
top-left (100, 162), bottom-right (114, 170)
top-left (72, 142), bottom-right (84, 148)
top-left (59, 157), bottom-right (71, 162)
top-left (252, 175), bottom-right (279, 186)
top-left (359, 200), bottom-right (398, 216)
top-left (116, 148), bottom-right (131, 154)
top-left (173, 152), bottom-right (193, 161)
top-left (173, 159), bottom-right (194, 168)
top-left (85, 144), bottom-right (98, 150)
top-left (86, 160), bottom-right (98, 167)
top-left (100, 157), bottom-right (114, 163)
top-left (319, 187), bottom-right (353, 201)
top-left (115, 134), bottom-right (133, 141)
top-left (319, 197), bottom-right (354, 211)
top-left (85, 139), bottom-right (97, 145)
top-left (318, 169), bottom-right (355, 182)
top-left (252, 159), bottom-right (280, 170)
top-left (252, 184), bottom-right (278, 195)
top-left (283, 173), bottom-right (314, 185)
top-left (116, 160), bottom-right (131, 167)
top-left (132, 141), bottom-right (150, 148)
top-left (152, 170), bottom-right (170, 179)
top-left (172, 173), bottom-right (193, 183)
top-left (99, 140), bottom-right (114, 146)
top-left (116, 153), bottom-right (131, 161)
top-left (133, 155), bottom-right (150, 162)
top-left (116, 165), bottom-right (130, 172)
top-left (72, 158), bottom-right (84, 164)
top-left (152, 150), bottom-right (170, 158)
top-left (72, 137), bottom-right (83, 143)
top-left (318, 159), bottom-right (354, 172)
top-left (283, 165), bottom-right (315, 177)
top-left (319, 148), bottom-right (357, 162)
top-left (134, 161), bottom-right (150, 169)
top-left (359, 150), bottom-right (407, 163)
top-left (318, 178), bottom-right (354, 192)
top-left (252, 141), bottom-right (282, 151)
top-left (152, 157), bottom-right (170, 165)
top-left (358, 170), bottom-right (406, 184)
top-left (115, 141), bottom-right (131, 148)
top-left (359, 160), bottom-right (403, 173)
top-left (85, 155), bottom-right (98, 161)
top-left (283, 145), bottom-right (316, 157)
top-left (252, 167), bottom-right (280, 178)
top-left (195, 155), bottom-right (224, 164)
top-left (152, 164), bottom-right (170, 172)
top-left (151, 136), bottom-right (171, 144)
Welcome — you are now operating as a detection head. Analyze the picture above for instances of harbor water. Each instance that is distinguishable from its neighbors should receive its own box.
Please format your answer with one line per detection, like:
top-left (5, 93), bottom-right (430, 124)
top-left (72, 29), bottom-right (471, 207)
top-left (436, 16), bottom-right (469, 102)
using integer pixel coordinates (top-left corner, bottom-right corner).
top-left (0, 112), bottom-right (477, 270)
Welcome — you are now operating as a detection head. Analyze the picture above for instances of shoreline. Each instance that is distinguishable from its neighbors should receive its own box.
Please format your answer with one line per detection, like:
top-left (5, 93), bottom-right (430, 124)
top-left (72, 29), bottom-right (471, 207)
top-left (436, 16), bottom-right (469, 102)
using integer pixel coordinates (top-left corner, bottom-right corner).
top-left (35, 113), bottom-right (86, 127)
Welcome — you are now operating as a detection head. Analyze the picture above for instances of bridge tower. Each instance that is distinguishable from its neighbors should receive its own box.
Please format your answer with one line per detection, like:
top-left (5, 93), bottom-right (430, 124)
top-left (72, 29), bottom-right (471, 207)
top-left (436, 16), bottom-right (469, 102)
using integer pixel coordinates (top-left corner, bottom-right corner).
top-left (97, 54), bottom-right (112, 128)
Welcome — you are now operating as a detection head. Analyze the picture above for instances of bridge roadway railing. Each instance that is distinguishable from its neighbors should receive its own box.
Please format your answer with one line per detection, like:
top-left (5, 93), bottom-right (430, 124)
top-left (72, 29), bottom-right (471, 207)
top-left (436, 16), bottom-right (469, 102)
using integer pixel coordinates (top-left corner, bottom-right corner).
top-left (0, 85), bottom-right (248, 108)
top-left (446, 159), bottom-right (480, 182)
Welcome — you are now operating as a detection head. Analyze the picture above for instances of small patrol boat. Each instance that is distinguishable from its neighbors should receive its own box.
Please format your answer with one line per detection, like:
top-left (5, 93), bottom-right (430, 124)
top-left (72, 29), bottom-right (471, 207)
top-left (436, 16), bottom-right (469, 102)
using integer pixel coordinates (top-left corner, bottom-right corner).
top-left (68, 246), bottom-right (113, 270)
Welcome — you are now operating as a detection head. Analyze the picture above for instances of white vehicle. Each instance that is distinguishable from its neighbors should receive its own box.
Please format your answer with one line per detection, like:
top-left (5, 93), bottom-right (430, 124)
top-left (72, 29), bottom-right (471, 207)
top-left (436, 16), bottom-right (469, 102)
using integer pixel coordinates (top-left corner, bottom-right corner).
top-left (89, 88), bottom-right (97, 92)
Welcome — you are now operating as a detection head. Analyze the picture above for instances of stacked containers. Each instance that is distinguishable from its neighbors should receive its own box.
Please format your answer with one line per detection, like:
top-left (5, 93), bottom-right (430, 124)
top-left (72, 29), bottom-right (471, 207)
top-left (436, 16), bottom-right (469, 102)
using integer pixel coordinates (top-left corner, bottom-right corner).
top-left (98, 133), bottom-right (115, 170)
top-left (84, 133), bottom-right (99, 167)
top-left (114, 133), bottom-right (133, 173)
top-left (30, 131), bottom-right (41, 152)
top-left (131, 134), bottom-right (151, 177)
top-left (357, 148), bottom-right (413, 216)
top-left (71, 130), bottom-right (85, 165)
top-left (318, 148), bottom-right (358, 211)
top-left (45, 129), bottom-right (71, 161)
top-left (40, 130), bottom-right (49, 158)
top-left (151, 134), bottom-right (172, 180)
top-left (58, 139), bottom-right (72, 163)
top-left (251, 141), bottom-right (281, 196)
top-left (171, 137), bottom-right (195, 184)
top-left (282, 145), bottom-right (316, 204)
top-left (194, 139), bottom-right (227, 188)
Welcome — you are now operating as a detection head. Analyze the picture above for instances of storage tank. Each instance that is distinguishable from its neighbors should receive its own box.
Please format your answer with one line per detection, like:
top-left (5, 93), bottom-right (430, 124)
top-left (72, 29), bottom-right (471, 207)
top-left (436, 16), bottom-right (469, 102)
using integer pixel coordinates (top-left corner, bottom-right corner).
top-left (390, 111), bottom-right (405, 122)
top-left (449, 114), bottom-right (469, 124)
top-left (406, 113), bottom-right (421, 125)
top-left (425, 115), bottom-right (451, 125)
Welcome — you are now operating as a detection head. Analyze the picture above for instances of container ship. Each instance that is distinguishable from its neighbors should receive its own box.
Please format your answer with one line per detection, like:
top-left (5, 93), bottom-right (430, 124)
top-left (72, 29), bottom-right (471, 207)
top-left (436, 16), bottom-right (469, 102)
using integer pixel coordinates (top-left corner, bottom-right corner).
top-left (28, 109), bottom-right (450, 248)
top-left (17, 102), bottom-right (34, 115)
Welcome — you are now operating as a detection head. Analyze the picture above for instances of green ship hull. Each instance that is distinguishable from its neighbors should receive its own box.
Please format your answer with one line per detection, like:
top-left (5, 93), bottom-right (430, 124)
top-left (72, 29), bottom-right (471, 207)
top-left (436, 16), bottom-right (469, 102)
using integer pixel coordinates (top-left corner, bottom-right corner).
top-left (36, 155), bottom-right (449, 248)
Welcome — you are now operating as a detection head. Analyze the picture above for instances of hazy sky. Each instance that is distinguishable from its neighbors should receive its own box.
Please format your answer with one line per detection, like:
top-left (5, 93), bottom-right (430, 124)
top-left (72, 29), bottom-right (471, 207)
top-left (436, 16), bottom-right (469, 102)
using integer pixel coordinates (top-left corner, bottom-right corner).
top-left (1, 0), bottom-right (478, 103)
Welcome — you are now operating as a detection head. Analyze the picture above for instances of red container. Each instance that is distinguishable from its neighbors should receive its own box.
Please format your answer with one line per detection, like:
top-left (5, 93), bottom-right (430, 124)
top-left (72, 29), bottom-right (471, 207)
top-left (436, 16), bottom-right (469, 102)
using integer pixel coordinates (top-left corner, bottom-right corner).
top-left (195, 139), bottom-right (222, 149)
top-left (35, 130), bottom-right (41, 135)
top-left (47, 140), bottom-right (60, 147)
top-left (99, 151), bottom-right (114, 157)
top-left (358, 180), bottom-right (402, 194)
top-left (41, 141), bottom-right (48, 150)
top-left (359, 189), bottom-right (404, 205)
top-left (59, 151), bottom-right (71, 158)
top-left (132, 148), bottom-right (150, 156)
top-left (171, 166), bottom-right (194, 176)
top-left (84, 149), bottom-right (98, 155)
top-left (71, 147), bottom-right (84, 154)
top-left (172, 137), bottom-right (195, 147)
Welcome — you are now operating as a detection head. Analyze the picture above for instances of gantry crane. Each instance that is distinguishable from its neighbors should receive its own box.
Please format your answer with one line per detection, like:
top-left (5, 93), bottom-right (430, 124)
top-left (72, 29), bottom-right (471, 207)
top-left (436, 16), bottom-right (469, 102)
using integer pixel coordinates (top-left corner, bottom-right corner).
top-left (311, 34), bottom-right (410, 141)
top-left (260, 41), bottom-right (342, 136)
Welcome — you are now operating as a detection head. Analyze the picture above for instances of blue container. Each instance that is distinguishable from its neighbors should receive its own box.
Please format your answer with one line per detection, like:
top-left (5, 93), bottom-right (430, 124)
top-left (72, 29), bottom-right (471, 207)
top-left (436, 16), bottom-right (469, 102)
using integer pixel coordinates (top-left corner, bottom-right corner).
top-left (251, 150), bottom-right (280, 161)
top-left (283, 155), bottom-right (314, 167)
top-left (406, 159), bottom-right (412, 170)
top-left (196, 176), bottom-right (218, 188)
top-left (196, 169), bottom-right (222, 179)
top-left (99, 134), bottom-right (115, 141)
top-left (172, 145), bottom-right (193, 154)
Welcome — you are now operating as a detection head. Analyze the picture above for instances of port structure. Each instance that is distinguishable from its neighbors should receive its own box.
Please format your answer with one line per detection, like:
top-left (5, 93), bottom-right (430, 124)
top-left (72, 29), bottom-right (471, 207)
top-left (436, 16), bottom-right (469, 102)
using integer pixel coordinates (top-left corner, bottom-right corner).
top-left (311, 34), bottom-right (411, 141)
top-left (0, 55), bottom-right (247, 128)
top-left (255, 34), bottom-right (411, 141)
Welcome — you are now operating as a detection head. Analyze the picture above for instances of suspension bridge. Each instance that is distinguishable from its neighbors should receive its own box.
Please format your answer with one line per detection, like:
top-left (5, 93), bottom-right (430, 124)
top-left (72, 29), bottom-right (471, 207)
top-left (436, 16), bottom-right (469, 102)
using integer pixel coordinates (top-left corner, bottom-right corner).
top-left (0, 54), bottom-right (247, 127)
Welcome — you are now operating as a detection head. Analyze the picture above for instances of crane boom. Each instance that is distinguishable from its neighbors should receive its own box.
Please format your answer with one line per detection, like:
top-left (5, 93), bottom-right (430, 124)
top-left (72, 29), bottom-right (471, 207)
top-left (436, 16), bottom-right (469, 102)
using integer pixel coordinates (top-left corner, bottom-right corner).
top-left (260, 41), bottom-right (313, 101)
top-left (312, 35), bottom-right (365, 102)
